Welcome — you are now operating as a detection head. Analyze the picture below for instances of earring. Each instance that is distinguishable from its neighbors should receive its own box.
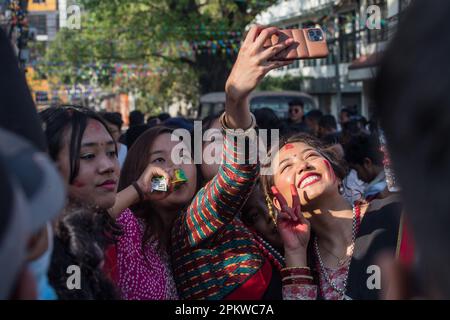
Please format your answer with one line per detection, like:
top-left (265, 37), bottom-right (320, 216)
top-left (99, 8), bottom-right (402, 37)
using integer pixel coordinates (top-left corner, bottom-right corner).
top-left (338, 183), bottom-right (344, 195)
top-left (265, 193), bottom-right (277, 226)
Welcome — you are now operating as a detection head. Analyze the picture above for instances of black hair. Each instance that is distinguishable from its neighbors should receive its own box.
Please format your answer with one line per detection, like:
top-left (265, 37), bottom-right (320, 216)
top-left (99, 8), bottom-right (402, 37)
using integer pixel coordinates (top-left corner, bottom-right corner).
top-left (319, 114), bottom-right (337, 131)
top-left (100, 112), bottom-right (123, 130)
top-left (125, 124), bottom-right (150, 149)
top-left (288, 100), bottom-right (304, 108)
top-left (340, 107), bottom-right (356, 117)
top-left (39, 106), bottom-right (116, 184)
top-left (373, 0), bottom-right (450, 298)
top-left (129, 110), bottom-right (145, 127)
top-left (157, 112), bottom-right (171, 122)
top-left (254, 108), bottom-right (284, 131)
top-left (146, 115), bottom-right (159, 126)
top-left (48, 205), bottom-right (121, 299)
top-left (202, 113), bottom-right (222, 132)
top-left (304, 109), bottom-right (323, 122)
top-left (344, 134), bottom-right (383, 166)
top-left (322, 132), bottom-right (341, 146)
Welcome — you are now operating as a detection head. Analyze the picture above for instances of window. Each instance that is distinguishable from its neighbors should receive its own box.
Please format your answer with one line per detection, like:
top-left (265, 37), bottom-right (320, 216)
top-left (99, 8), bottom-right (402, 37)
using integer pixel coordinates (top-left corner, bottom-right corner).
top-left (28, 14), bottom-right (47, 35)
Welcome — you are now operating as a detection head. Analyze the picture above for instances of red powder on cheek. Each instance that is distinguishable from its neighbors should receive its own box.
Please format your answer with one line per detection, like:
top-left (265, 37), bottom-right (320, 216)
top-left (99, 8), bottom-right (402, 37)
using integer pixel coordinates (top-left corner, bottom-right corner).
top-left (323, 159), bottom-right (336, 183)
top-left (284, 144), bottom-right (294, 150)
top-left (73, 180), bottom-right (85, 188)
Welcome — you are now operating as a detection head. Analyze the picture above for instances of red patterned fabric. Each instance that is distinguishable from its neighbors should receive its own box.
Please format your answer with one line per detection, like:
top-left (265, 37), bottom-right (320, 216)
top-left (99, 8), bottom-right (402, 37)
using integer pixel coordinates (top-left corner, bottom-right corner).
top-left (225, 259), bottom-right (272, 300)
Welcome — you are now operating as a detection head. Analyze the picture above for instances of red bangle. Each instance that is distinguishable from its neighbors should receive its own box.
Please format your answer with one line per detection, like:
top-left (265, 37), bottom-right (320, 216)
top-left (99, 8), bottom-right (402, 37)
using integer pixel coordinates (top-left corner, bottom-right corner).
top-left (282, 275), bottom-right (314, 281)
top-left (281, 267), bottom-right (311, 278)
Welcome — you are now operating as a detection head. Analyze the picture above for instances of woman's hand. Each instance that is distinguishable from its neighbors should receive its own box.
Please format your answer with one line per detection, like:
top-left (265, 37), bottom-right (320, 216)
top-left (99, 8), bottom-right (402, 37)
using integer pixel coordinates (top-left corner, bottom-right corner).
top-left (226, 25), bottom-right (294, 101)
top-left (271, 184), bottom-right (311, 267)
top-left (136, 165), bottom-right (171, 201)
top-left (224, 25), bottom-right (294, 129)
top-left (108, 165), bottom-right (171, 220)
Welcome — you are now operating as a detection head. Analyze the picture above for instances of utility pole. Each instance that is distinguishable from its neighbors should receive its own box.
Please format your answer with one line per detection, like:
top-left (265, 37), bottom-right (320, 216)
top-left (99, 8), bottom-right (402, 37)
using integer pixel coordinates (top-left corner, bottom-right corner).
top-left (333, 28), bottom-right (342, 114)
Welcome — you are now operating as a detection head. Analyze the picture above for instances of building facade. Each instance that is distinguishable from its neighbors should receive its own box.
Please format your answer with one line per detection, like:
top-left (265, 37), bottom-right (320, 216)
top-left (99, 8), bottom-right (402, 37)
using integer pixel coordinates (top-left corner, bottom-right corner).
top-left (256, 0), bottom-right (412, 119)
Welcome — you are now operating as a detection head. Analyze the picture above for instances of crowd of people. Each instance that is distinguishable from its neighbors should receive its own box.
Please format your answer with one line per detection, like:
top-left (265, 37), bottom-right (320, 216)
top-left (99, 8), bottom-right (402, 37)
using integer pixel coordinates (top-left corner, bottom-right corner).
top-left (1, 0), bottom-right (450, 301)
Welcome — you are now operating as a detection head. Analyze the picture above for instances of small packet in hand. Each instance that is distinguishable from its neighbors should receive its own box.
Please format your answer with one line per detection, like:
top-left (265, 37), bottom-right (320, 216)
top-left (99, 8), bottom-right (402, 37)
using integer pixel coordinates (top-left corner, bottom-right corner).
top-left (151, 176), bottom-right (168, 192)
top-left (171, 168), bottom-right (188, 191)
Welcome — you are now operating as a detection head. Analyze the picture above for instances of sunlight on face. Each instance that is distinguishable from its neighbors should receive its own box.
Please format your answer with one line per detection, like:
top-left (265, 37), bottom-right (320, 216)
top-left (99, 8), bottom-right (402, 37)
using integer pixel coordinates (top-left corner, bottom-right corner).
top-left (272, 142), bottom-right (339, 209)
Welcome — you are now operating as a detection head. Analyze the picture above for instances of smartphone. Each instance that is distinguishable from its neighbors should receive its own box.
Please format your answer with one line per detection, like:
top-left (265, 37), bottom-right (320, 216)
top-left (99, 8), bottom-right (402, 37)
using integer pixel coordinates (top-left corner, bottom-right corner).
top-left (264, 28), bottom-right (329, 60)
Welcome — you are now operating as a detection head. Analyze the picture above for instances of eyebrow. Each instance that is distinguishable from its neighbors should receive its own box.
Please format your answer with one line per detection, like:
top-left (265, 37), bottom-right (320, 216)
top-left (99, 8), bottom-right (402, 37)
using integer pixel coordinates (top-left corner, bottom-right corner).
top-left (149, 150), bottom-right (165, 156)
top-left (81, 140), bottom-right (115, 148)
top-left (279, 148), bottom-right (315, 167)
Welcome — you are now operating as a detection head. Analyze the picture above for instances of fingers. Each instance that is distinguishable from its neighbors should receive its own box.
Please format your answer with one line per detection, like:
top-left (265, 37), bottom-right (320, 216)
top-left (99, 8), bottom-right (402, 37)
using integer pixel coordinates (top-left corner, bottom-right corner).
top-left (272, 185), bottom-right (298, 221)
top-left (153, 167), bottom-right (170, 180)
top-left (277, 211), bottom-right (292, 222)
top-left (258, 38), bottom-right (294, 62)
top-left (253, 26), bottom-right (281, 51)
top-left (271, 186), bottom-right (288, 211)
top-left (263, 60), bottom-right (293, 73)
top-left (290, 184), bottom-right (300, 210)
top-left (243, 25), bottom-right (265, 45)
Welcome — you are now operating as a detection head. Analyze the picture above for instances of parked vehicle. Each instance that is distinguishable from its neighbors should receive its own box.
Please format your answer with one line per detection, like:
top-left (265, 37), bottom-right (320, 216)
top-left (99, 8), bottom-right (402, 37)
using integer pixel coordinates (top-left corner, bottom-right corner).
top-left (197, 91), bottom-right (317, 120)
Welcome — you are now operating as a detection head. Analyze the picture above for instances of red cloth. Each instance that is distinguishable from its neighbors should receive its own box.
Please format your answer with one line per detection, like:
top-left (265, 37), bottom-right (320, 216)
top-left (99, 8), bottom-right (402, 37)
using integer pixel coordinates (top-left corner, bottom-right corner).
top-left (103, 244), bottom-right (119, 284)
top-left (398, 217), bottom-right (415, 268)
top-left (224, 259), bottom-right (272, 300)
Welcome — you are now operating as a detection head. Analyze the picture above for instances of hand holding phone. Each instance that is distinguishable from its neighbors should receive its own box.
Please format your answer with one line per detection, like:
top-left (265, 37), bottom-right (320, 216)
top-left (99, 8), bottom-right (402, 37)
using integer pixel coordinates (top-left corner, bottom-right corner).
top-left (264, 28), bottom-right (329, 60)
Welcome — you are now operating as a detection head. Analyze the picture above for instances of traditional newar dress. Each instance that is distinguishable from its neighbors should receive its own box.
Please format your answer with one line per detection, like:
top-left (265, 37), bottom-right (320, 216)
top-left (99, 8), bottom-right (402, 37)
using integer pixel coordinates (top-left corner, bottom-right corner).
top-left (171, 130), bottom-right (284, 300)
top-left (283, 195), bottom-right (415, 300)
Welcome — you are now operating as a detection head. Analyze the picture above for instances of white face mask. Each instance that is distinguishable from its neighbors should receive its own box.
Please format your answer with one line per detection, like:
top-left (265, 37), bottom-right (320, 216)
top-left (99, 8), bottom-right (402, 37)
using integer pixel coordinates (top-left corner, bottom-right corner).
top-left (28, 223), bottom-right (58, 300)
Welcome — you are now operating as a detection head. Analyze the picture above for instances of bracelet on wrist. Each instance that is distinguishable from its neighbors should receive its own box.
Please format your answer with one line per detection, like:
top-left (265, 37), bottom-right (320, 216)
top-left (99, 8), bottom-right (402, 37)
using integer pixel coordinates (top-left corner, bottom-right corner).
top-left (132, 181), bottom-right (145, 203)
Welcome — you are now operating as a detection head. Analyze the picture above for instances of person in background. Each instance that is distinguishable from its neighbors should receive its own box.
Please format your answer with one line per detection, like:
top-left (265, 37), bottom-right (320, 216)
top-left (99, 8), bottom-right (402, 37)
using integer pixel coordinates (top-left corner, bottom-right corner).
top-left (321, 134), bottom-right (366, 205)
top-left (374, 0), bottom-right (450, 299)
top-left (0, 29), bottom-right (65, 300)
top-left (344, 134), bottom-right (387, 201)
top-left (340, 118), bottom-right (366, 146)
top-left (125, 110), bottom-right (148, 150)
top-left (128, 110), bottom-right (145, 128)
top-left (318, 115), bottom-right (339, 140)
top-left (40, 106), bottom-right (122, 299)
top-left (157, 112), bottom-right (171, 123)
top-left (339, 107), bottom-right (355, 128)
top-left (101, 112), bottom-right (128, 168)
top-left (286, 100), bottom-right (307, 133)
top-left (304, 109), bottom-right (323, 137)
top-left (163, 117), bottom-right (194, 131)
top-left (254, 107), bottom-right (288, 135)
top-left (147, 115), bottom-right (161, 127)
top-left (0, 129), bottom-right (65, 300)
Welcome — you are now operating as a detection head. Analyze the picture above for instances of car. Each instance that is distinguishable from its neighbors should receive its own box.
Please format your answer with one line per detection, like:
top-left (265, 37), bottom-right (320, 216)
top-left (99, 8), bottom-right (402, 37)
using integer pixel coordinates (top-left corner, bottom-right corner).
top-left (197, 91), bottom-right (317, 120)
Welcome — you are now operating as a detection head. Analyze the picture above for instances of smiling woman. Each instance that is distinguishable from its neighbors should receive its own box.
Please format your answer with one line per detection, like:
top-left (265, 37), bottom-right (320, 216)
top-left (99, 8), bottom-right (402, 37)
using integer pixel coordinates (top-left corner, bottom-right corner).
top-left (261, 132), bottom-right (406, 300)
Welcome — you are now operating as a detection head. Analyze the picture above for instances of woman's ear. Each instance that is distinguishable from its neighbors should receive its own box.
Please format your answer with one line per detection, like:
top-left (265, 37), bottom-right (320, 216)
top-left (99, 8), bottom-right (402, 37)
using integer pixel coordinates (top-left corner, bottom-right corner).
top-left (363, 157), bottom-right (373, 170)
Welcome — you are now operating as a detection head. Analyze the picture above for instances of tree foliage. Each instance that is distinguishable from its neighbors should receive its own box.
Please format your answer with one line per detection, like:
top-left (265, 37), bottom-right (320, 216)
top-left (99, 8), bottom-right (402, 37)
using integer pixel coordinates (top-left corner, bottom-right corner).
top-left (40, 0), bottom-right (279, 112)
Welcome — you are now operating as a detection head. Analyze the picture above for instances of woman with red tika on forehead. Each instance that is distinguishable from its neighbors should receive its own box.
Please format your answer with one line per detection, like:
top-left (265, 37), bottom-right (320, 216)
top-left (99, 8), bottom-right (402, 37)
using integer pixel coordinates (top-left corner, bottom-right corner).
top-left (261, 134), bottom-right (413, 300)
